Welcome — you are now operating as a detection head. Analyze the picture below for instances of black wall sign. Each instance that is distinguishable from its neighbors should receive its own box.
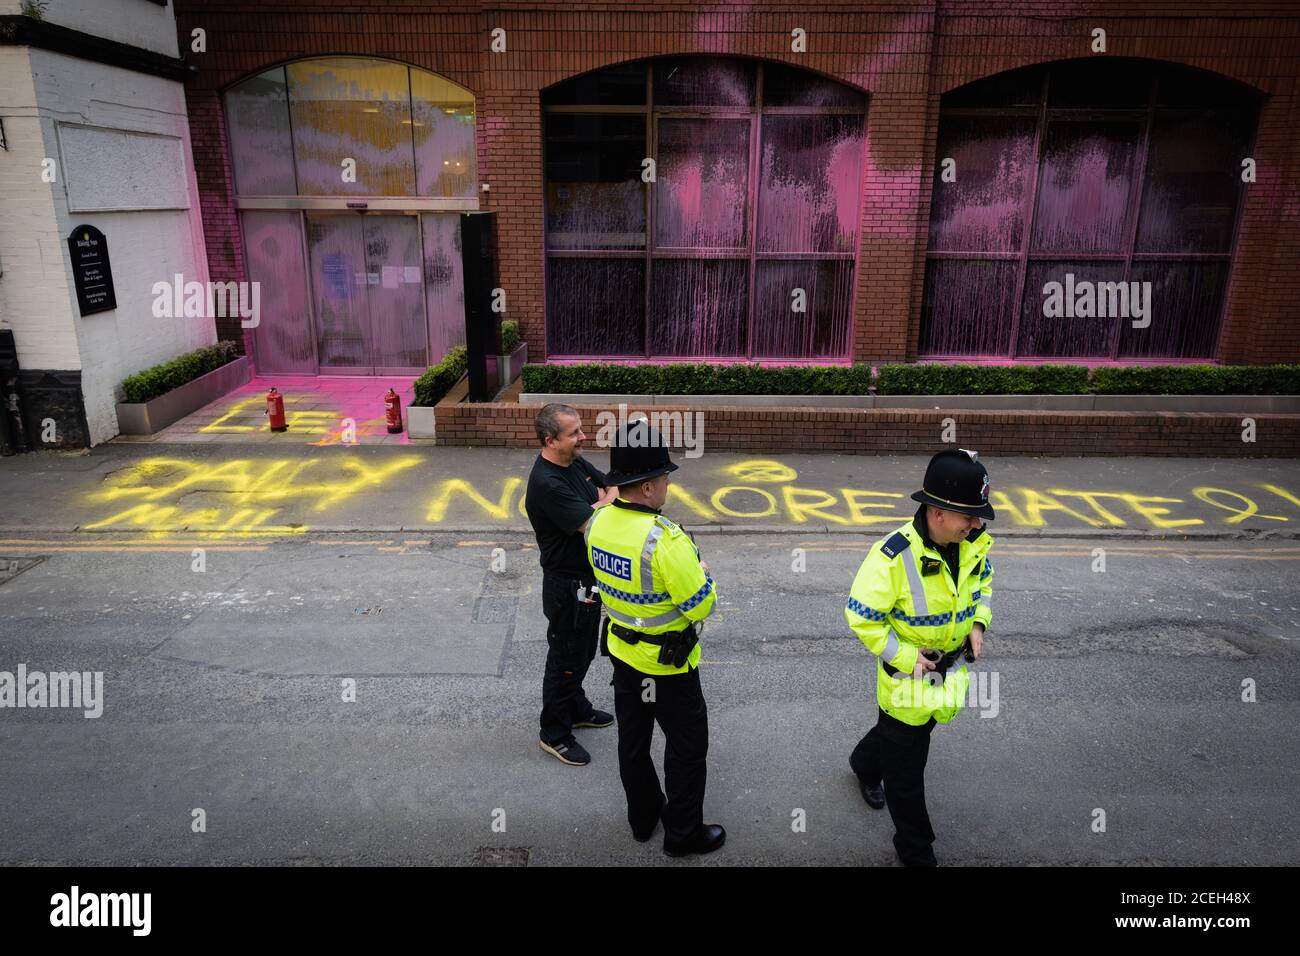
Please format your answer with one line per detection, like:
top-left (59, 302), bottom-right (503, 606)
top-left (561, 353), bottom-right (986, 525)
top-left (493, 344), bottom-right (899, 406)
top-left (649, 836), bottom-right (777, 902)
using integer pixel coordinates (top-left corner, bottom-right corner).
top-left (66, 225), bottom-right (117, 316)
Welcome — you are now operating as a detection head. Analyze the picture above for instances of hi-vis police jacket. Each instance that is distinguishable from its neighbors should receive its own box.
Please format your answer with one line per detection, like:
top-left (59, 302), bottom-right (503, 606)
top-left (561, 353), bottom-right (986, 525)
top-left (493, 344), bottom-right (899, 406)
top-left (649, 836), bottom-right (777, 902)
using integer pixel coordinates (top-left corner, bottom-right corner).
top-left (844, 517), bottom-right (994, 726)
top-left (585, 499), bottom-right (717, 676)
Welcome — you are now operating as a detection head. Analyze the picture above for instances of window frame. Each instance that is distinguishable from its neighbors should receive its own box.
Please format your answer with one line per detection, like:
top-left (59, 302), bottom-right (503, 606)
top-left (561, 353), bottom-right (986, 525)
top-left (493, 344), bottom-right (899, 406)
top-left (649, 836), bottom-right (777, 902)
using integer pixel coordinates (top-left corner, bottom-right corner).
top-left (541, 58), bottom-right (868, 362)
top-left (921, 63), bottom-right (1258, 362)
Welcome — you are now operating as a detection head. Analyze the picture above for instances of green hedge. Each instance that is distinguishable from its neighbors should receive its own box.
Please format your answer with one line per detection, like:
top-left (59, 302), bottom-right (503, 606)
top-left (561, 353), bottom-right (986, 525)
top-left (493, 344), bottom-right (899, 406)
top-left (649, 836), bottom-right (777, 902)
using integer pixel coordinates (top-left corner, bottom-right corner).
top-left (521, 362), bottom-right (875, 395)
top-left (876, 363), bottom-right (1091, 395)
top-left (1089, 364), bottom-right (1300, 395)
top-left (519, 360), bottom-right (1300, 397)
top-left (120, 341), bottom-right (240, 404)
top-left (500, 320), bottom-right (520, 355)
top-left (412, 346), bottom-right (468, 406)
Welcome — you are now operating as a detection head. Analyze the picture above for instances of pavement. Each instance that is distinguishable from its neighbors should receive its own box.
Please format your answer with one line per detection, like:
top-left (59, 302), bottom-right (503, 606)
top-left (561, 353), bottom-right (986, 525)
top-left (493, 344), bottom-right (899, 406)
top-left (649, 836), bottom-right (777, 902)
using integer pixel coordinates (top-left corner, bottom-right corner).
top-left (116, 375), bottom-right (418, 446)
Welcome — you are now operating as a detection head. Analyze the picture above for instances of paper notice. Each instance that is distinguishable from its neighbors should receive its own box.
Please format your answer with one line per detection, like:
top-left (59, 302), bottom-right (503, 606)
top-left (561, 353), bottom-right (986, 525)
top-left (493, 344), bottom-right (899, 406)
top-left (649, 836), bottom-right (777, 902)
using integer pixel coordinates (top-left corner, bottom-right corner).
top-left (403, 266), bottom-right (421, 284)
top-left (382, 266), bottom-right (401, 289)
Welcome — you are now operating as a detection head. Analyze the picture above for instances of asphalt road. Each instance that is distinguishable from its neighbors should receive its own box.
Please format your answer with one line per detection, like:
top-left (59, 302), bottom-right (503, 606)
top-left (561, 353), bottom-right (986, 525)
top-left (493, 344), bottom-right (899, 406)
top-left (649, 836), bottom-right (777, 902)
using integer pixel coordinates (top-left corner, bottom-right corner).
top-left (1, 529), bottom-right (1296, 866)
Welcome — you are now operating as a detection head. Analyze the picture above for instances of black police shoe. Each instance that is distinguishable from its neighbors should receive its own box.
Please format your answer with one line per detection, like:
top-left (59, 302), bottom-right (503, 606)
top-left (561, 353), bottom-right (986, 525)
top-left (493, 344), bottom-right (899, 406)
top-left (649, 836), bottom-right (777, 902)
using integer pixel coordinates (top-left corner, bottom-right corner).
top-left (664, 824), bottom-right (726, 858)
top-left (573, 709), bottom-right (614, 729)
top-left (539, 736), bottom-right (590, 766)
top-left (860, 779), bottom-right (885, 810)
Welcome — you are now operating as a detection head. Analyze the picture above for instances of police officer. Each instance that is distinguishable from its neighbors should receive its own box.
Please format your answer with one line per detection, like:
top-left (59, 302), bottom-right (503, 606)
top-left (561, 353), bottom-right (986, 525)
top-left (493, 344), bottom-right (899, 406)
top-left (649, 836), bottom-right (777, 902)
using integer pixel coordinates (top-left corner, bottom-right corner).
top-left (584, 421), bottom-right (724, 857)
top-left (844, 448), bottom-right (996, 866)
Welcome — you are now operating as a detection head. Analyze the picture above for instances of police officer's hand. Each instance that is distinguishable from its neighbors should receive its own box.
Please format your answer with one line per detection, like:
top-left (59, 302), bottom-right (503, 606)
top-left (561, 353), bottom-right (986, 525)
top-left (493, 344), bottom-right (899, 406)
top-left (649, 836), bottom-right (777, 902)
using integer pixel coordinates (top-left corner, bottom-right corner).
top-left (699, 560), bottom-right (710, 574)
top-left (912, 651), bottom-right (938, 679)
top-left (969, 624), bottom-right (984, 660)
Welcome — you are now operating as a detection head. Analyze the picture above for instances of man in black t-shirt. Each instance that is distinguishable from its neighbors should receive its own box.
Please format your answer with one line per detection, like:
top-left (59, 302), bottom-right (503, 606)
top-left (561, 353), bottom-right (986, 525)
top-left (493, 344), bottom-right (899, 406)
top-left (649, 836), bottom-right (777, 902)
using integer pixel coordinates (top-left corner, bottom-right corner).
top-left (526, 403), bottom-right (619, 766)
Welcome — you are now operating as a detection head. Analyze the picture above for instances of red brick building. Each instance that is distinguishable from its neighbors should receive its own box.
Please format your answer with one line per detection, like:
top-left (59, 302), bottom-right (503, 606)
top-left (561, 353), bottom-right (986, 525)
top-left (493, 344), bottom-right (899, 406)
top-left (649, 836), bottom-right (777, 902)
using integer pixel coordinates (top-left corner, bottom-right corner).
top-left (173, 0), bottom-right (1300, 374)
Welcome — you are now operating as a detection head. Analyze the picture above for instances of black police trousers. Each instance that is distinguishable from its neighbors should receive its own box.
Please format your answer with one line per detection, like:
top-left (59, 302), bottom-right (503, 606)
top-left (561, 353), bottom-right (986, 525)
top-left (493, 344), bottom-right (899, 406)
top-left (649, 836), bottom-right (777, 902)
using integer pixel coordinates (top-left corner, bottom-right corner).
top-left (610, 654), bottom-right (708, 847)
top-left (539, 572), bottom-right (602, 745)
top-left (851, 707), bottom-right (939, 866)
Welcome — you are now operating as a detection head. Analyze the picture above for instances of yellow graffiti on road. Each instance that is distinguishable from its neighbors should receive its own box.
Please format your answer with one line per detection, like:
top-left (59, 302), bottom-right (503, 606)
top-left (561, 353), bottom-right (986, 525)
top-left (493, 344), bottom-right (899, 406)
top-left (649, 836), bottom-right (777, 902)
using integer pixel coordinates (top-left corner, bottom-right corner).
top-left (85, 456), bottom-right (419, 536)
top-left (427, 477), bottom-right (526, 522)
top-left (78, 455), bottom-right (1300, 536)
top-left (420, 459), bottom-right (1300, 530)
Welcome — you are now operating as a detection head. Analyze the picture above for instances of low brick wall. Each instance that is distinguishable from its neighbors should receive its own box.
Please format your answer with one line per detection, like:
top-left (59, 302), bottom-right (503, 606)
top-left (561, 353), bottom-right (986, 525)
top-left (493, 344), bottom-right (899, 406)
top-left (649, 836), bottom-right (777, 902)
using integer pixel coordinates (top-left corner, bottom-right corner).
top-left (432, 397), bottom-right (1300, 457)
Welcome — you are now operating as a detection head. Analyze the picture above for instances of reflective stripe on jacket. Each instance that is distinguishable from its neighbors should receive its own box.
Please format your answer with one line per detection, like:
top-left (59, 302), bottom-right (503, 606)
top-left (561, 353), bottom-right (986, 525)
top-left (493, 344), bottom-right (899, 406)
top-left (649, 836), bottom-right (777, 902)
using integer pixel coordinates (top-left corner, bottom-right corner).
top-left (844, 519), bottom-right (994, 725)
top-left (586, 500), bottom-right (717, 676)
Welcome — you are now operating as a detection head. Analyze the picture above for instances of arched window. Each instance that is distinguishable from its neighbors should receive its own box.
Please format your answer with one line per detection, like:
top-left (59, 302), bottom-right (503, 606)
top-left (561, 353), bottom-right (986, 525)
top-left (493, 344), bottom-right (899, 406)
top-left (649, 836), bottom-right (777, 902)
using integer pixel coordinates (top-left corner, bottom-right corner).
top-left (223, 59), bottom-right (477, 375)
top-left (921, 59), bottom-right (1259, 360)
top-left (543, 57), bottom-right (867, 360)
top-left (225, 57), bottom-right (477, 199)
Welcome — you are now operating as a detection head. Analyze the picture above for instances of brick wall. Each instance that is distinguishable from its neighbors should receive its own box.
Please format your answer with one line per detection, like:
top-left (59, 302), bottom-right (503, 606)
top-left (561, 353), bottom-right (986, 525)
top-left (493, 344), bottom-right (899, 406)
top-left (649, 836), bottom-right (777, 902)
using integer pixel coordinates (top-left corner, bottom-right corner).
top-left (433, 398), bottom-right (1300, 457)
top-left (173, 1), bottom-right (1300, 368)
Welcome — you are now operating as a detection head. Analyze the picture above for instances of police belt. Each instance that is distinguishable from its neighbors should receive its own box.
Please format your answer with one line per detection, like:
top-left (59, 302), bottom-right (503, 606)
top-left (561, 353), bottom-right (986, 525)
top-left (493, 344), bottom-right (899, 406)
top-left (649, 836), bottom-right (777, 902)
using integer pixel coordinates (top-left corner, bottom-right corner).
top-left (882, 640), bottom-right (969, 678)
top-left (607, 620), bottom-right (699, 668)
top-left (609, 620), bottom-right (697, 647)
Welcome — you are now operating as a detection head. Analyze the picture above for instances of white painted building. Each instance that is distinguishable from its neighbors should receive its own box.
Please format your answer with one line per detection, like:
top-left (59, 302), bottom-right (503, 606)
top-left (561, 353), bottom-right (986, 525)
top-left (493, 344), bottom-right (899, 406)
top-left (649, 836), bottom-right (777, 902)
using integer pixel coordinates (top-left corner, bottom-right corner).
top-left (0, 0), bottom-right (211, 447)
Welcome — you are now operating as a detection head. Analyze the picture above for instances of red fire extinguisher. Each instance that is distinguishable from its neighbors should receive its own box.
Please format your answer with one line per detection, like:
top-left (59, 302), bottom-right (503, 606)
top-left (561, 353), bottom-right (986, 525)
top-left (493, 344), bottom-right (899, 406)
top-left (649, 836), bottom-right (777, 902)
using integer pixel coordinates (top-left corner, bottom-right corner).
top-left (384, 388), bottom-right (403, 434)
top-left (266, 387), bottom-right (287, 432)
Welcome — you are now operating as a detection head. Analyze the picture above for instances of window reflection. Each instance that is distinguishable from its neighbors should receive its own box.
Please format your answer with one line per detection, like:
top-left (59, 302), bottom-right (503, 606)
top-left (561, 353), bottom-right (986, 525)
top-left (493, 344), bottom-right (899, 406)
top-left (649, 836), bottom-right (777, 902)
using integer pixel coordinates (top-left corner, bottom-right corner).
top-left (225, 58), bottom-right (477, 199)
top-left (226, 68), bottom-right (296, 195)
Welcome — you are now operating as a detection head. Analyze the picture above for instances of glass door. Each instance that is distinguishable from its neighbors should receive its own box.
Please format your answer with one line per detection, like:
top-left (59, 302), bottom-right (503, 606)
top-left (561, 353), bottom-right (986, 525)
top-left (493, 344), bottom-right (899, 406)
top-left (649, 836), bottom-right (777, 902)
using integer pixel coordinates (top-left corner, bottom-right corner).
top-left (240, 211), bottom-right (317, 374)
top-left (307, 215), bottom-right (369, 372)
top-left (365, 215), bottom-right (428, 373)
top-left (306, 213), bottom-right (428, 373)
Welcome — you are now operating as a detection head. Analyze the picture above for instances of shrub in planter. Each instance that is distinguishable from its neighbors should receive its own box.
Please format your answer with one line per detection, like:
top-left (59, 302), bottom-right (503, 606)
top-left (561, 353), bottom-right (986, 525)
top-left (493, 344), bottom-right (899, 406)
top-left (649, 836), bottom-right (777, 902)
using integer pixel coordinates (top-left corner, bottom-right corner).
top-left (120, 341), bottom-right (241, 404)
top-left (519, 359), bottom-right (1300, 398)
top-left (877, 363), bottom-right (1089, 395)
top-left (412, 346), bottom-right (468, 406)
top-left (520, 362), bottom-right (876, 396)
top-left (500, 319), bottom-right (521, 355)
top-left (1088, 364), bottom-right (1300, 395)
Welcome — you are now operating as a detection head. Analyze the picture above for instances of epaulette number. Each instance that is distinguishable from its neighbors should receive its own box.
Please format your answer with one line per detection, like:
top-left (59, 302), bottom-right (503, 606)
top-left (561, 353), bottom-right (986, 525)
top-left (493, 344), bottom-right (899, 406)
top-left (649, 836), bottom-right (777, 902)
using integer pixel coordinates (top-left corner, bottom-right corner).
top-left (880, 531), bottom-right (911, 560)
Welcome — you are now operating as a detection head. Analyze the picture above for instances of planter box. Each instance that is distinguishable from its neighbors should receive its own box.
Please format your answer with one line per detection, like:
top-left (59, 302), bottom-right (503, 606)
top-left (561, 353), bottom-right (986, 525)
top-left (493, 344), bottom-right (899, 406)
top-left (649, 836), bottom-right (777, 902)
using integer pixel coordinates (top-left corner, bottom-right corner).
top-left (874, 394), bottom-right (1093, 410)
top-left (498, 342), bottom-right (528, 386)
top-left (407, 405), bottom-right (437, 439)
top-left (518, 391), bottom-right (1300, 413)
top-left (115, 356), bottom-right (251, 435)
top-left (1090, 394), bottom-right (1300, 413)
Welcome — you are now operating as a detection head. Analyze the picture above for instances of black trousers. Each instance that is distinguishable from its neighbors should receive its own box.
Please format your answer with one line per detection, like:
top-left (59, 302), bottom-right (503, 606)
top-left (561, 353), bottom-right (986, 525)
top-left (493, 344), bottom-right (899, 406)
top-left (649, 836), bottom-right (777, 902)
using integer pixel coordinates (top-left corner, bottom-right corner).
top-left (610, 654), bottom-right (708, 846)
top-left (851, 707), bottom-right (939, 866)
top-left (539, 572), bottom-right (602, 745)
